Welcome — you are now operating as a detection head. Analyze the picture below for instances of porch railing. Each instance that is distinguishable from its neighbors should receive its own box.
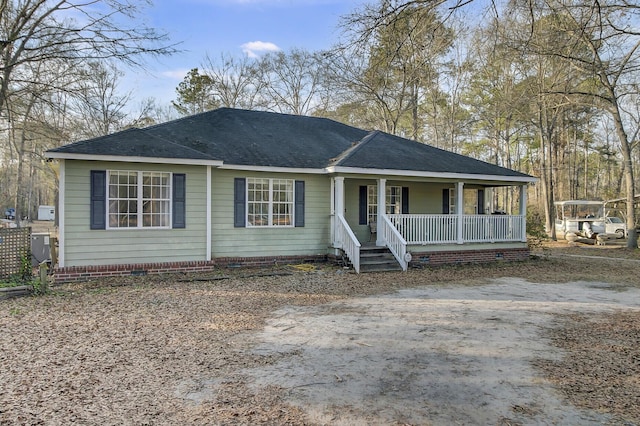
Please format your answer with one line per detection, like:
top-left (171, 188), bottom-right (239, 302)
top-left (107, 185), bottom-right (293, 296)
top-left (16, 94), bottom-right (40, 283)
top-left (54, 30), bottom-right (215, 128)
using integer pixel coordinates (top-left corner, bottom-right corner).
top-left (380, 215), bottom-right (408, 271)
top-left (335, 214), bottom-right (361, 273)
top-left (389, 214), bottom-right (457, 245)
top-left (388, 214), bottom-right (525, 245)
top-left (463, 215), bottom-right (525, 243)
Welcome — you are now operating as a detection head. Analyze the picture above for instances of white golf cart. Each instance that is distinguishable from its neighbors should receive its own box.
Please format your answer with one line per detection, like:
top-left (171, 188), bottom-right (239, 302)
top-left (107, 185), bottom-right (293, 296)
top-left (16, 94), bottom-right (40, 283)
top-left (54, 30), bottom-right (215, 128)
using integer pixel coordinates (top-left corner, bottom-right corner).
top-left (555, 200), bottom-right (627, 239)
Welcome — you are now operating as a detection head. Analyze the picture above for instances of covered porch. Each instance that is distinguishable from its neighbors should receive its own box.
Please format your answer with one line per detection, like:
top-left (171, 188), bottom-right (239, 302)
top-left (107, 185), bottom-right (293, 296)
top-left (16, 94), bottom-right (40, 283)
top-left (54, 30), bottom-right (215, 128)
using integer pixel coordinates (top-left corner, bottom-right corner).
top-left (331, 177), bottom-right (530, 273)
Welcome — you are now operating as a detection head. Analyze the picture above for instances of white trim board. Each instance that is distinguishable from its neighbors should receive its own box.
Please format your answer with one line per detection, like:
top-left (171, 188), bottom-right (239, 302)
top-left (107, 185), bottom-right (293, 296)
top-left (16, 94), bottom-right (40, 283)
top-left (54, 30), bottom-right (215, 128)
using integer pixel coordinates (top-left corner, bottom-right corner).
top-left (46, 153), bottom-right (536, 184)
top-left (325, 166), bottom-right (537, 184)
top-left (45, 152), bottom-right (223, 167)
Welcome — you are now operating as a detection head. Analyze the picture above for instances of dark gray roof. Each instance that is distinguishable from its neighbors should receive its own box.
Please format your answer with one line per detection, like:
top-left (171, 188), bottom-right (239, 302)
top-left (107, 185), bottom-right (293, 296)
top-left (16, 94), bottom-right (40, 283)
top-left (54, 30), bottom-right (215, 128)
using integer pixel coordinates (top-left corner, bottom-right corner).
top-left (47, 108), bottom-right (532, 179)
top-left (50, 128), bottom-right (215, 161)
top-left (333, 131), bottom-right (529, 177)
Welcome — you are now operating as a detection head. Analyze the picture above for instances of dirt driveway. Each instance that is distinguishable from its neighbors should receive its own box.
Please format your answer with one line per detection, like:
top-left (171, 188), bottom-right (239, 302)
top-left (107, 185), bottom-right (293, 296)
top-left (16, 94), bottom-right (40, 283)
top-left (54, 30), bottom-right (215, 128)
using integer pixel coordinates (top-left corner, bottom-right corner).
top-left (241, 278), bottom-right (640, 425)
top-left (1, 249), bottom-right (639, 425)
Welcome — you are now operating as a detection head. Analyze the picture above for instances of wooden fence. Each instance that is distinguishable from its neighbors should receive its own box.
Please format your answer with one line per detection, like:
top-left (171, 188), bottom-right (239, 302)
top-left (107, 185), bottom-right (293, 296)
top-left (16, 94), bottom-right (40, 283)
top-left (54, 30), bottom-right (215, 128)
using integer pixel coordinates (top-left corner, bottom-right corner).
top-left (0, 227), bottom-right (31, 278)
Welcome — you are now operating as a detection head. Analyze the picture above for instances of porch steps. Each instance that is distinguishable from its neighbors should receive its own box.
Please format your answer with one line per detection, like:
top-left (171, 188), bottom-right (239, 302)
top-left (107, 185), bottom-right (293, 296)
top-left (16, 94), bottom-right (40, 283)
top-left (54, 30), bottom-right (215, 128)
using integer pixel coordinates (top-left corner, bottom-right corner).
top-left (358, 245), bottom-right (403, 273)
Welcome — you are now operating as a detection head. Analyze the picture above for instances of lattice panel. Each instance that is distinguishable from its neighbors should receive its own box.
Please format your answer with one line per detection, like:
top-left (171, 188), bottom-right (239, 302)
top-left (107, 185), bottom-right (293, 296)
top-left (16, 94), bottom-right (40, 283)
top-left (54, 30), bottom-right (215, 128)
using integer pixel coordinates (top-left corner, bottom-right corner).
top-left (0, 227), bottom-right (31, 278)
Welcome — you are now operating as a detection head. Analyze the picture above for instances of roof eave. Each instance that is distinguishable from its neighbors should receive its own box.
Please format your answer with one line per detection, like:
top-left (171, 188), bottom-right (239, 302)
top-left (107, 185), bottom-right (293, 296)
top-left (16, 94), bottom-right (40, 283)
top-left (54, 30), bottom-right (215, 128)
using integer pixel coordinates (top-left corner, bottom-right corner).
top-left (218, 164), bottom-right (327, 174)
top-left (43, 153), bottom-right (537, 183)
top-left (44, 152), bottom-right (224, 167)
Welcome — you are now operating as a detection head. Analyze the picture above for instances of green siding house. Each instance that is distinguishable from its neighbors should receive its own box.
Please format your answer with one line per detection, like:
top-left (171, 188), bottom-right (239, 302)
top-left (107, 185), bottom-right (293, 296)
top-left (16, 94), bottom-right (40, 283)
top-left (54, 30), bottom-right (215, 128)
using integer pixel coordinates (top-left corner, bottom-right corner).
top-left (46, 108), bottom-right (536, 282)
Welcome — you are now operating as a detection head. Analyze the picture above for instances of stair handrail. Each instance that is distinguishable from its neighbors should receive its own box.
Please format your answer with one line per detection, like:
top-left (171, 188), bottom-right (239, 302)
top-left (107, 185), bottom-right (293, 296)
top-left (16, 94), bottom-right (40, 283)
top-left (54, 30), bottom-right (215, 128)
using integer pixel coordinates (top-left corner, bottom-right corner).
top-left (336, 214), bottom-right (361, 273)
top-left (381, 214), bottom-right (408, 271)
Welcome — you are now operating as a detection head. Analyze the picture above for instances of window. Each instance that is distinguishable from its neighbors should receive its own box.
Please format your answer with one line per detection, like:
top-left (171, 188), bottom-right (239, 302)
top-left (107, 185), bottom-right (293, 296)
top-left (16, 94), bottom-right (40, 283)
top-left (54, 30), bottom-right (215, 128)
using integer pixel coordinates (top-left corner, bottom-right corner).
top-left (367, 185), bottom-right (377, 224)
top-left (247, 178), bottom-right (294, 227)
top-left (367, 185), bottom-right (402, 224)
top-left (449, 187), bottom-right (456, 214)
top-left (446, 187), bottom-right (484, 215)
top-left (234, 178), bottom-right (304, 228)
top-left (107, 170), bottom-right (171, 228)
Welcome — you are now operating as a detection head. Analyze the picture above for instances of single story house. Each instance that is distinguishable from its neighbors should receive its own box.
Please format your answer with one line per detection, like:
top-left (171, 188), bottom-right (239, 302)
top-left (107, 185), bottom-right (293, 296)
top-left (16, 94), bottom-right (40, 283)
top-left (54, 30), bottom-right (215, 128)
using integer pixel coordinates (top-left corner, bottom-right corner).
top-left (45, 108), bottom-right (537, 282)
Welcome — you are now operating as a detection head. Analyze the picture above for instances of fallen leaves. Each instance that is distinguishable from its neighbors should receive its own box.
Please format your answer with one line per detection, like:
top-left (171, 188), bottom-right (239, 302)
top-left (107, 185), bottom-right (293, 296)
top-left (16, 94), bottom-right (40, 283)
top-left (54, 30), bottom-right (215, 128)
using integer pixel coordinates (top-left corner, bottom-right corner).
top-left (1, 247), bottom-right (639, 424)
top-left (534, 311), bottom-right (640, 424)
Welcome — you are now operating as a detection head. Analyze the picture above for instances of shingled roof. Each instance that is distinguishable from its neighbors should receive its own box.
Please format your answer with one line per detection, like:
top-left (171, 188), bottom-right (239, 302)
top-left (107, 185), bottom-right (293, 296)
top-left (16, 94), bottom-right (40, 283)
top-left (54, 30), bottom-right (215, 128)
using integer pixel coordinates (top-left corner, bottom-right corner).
top-left (47, 108), bottom-right (533, 179)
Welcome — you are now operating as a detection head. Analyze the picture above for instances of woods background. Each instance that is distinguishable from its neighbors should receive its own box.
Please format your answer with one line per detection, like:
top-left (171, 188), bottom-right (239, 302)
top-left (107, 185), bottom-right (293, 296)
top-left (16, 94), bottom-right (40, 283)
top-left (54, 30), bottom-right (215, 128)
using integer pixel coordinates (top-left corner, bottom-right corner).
top-left (1, 0), bottom-right (639, 246)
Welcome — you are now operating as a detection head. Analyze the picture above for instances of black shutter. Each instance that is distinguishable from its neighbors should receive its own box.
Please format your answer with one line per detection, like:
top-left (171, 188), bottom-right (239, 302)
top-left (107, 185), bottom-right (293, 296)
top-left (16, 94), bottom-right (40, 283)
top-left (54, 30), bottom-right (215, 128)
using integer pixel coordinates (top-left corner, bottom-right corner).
top-left (90, 170), bottom-right (106, 230)
top-left (477, 189), bottom-right (485, 215)
top-left (234, 178), bottom-right (246, 227)
top-left (442, 188), bottom-right (450, 214)
top-left (172, 173), bottom-right (186, 228)
top-left (359, 186), bottom-right (367, 224)
top-left (294, 180), bottom-right (305, 227)
top-left (402, 187), bottom-right (409, 214)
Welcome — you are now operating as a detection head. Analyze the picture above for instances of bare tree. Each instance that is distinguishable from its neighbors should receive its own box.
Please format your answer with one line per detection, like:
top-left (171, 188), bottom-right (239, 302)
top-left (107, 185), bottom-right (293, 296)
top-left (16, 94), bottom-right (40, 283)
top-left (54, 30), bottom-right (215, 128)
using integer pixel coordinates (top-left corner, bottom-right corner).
top-left (71, 61), bottom-right (131, 138)
top-left (259, 48), bottom-right (329, 115)
top-left (3, 55), bottom-right (74, 225)
top-left (202, 52), bottom-right (266, 110)
top-left (0, 0), bottom-right (176, 117)
top-left (124, 97), bottom-right (178, 129)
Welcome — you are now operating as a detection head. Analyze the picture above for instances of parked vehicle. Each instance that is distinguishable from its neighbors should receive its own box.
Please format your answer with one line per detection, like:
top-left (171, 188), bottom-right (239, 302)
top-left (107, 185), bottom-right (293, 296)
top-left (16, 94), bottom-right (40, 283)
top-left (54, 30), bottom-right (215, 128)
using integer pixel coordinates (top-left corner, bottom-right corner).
top-left (4, 208), bottom-right (15, 220)
top-left (592, 216), bottom-right (627, 238)
top-left (554, 200), bottom-right (627, 239)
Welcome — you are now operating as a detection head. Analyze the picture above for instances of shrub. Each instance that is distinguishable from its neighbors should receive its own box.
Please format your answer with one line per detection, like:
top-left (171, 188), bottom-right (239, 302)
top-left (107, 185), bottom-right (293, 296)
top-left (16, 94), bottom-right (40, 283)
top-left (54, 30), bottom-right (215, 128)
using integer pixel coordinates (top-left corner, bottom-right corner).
top-left (527, 207), bottom-right (548, 251)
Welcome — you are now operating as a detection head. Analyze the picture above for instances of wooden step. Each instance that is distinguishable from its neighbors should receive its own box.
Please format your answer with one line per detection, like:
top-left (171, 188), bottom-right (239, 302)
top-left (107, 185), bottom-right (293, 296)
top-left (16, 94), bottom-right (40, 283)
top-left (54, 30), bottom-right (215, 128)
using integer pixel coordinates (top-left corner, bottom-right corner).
top-left (360, 262), bottom-right (402, 273)
top-left (358, 246), bottom-right (402, 272)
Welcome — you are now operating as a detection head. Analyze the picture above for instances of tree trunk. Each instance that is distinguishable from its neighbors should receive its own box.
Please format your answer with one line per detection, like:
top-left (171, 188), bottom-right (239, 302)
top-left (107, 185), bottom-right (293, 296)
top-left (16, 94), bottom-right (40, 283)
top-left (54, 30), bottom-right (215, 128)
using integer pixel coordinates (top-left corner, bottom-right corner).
top-left (13, 137), bottom-right (25, 227)
top-left (539, 127), bottom-right (555, 238)
top-left (10, 95), bottom-right (35, 228)
top-left (610, 102), bottom-right (638, 248)
top-left (411, 82), bottom-right (419, 141)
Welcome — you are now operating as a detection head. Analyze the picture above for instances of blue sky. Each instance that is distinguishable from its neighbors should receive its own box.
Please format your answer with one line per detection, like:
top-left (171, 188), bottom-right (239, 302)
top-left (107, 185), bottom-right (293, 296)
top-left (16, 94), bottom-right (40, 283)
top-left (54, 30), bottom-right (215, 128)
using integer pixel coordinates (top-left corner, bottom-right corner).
top-left (124, 0), bottom-right (366, 109)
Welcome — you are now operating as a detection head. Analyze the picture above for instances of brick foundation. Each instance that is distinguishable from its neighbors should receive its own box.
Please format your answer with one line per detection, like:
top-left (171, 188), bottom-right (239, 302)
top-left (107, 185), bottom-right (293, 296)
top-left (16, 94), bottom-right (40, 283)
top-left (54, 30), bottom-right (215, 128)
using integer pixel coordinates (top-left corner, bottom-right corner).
top-left (53, 248), bottom-right (529, 283)
top-left (409, 247), bottom-right (530, 267)
top-left (53, 254), bottom-right (330, 283)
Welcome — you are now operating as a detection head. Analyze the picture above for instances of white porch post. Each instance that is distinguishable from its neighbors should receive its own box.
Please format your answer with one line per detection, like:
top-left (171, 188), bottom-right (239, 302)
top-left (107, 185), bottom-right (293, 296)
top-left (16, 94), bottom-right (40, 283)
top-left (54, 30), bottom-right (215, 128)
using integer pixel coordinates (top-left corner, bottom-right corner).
top-left (377, 178), bottom-right (386, 246)
top-left (520, 184), bottom-right (528, 242)
top-left (206, 166), bottom-right (212, 261)
top-left (334, 177), bottom-right (344, 247)
top-left (487, 187), bottom-right (495, 214)
top-left (456, 181), bottom-right (464, 244)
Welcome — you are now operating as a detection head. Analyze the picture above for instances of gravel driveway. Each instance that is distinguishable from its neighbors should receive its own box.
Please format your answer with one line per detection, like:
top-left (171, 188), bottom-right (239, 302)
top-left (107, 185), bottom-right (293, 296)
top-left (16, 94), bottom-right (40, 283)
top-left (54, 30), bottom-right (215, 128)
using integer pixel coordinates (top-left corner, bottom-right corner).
top-left (1, 258), bottom-right (639, 425)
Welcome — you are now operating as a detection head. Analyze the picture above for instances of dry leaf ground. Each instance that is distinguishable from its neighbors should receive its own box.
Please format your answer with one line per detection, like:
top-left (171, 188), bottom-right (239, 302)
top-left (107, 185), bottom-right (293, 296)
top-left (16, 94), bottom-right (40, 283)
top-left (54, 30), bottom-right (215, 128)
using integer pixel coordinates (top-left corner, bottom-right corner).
top-left (1, 240), bottom-right (639, 425)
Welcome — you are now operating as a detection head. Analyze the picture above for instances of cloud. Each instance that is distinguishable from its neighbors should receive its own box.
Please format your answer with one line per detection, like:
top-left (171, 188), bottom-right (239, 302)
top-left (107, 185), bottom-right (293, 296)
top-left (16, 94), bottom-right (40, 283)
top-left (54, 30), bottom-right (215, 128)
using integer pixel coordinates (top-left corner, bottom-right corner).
top-left (161, 69), bottom-right (192, 80)
top-left (240, 41), bottom-right (281, 58)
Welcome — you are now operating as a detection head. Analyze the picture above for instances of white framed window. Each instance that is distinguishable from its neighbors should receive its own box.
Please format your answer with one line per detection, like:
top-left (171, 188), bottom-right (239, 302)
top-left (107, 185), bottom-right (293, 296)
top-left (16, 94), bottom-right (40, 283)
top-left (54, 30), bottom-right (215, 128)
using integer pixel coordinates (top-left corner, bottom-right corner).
top-left (448, 187), bottom-right (480, 214)
top-left (247, 178), bottom-right (294, 227)
top-left (107, 170), bottom-right (171, 229)
top-left (367, 185), bottom-right (377, 225)
top-left (387, 186), bottom-right (402, 215)
top-left (367, 185), bottom-right (402, 224)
